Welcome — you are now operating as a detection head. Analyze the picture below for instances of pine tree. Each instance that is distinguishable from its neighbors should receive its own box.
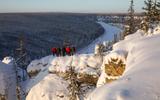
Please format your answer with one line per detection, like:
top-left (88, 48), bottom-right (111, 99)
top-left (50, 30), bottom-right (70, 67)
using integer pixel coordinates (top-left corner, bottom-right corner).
top-left (157, 1), bottom-right (160, 20)
top-left (123, 0), bottom-right (135, 37)
top-left (128, 0), bottom-right (135, 34)
top-left (152, 0), bottom-right (160, 21)
top-left (143, 0), bottom-right (154, 22)
top-left (15, 35), bottom-right (28, 81)
top-left (157, 1), bottom-right (160, 8)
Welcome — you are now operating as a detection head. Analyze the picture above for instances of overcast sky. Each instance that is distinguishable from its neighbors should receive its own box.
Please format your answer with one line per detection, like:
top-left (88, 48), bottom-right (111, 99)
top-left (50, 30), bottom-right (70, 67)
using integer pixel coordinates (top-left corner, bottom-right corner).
top-left (0, 0), bottom-right (144, 13)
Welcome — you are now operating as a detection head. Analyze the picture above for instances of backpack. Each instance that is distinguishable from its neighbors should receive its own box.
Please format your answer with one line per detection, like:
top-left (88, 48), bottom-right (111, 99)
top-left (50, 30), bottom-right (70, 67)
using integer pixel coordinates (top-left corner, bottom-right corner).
top-left (51, 48), bottom-right (57, 53)
top-left (65, 47), bottom-right (71, 53)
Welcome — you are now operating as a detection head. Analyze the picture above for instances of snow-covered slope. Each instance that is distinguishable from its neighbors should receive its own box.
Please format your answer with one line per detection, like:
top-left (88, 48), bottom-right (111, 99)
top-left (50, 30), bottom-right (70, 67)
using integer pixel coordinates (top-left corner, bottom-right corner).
top-left (79, 22), bottom-right (122, 54)
top-left (87, 27), bottom-right (160, 100)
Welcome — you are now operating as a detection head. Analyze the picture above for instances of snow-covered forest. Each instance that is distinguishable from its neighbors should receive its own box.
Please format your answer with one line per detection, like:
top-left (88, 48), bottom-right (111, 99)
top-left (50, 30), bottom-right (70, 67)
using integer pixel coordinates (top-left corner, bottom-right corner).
top-left (0, 0), bottom-right (160, 100)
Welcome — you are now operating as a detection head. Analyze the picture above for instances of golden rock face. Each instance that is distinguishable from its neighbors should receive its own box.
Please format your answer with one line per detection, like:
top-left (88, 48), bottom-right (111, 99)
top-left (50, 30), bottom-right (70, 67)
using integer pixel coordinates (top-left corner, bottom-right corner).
top-left (105, 58), bottom-right (125, 83)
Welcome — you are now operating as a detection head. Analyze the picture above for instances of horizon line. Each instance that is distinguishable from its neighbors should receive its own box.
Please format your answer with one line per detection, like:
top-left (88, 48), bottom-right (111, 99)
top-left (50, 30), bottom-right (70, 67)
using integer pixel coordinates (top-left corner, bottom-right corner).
top-left (0, 11), bottom-right (143, 15)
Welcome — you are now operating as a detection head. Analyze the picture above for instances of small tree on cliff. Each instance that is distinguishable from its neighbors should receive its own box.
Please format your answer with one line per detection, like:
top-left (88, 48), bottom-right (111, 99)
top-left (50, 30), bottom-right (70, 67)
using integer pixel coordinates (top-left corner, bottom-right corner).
top-left (143, 0), bottom-right (154, 22)
top-left (123, 0), bottom-right (135, 37)
top-left (142, 0), bottom-right (160, 22)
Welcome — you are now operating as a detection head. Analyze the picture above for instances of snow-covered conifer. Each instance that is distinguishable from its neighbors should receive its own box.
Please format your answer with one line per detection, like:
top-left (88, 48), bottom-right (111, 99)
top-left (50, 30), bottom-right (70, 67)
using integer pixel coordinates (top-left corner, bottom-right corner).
top-left (123, 0), bottom-right (135, 37)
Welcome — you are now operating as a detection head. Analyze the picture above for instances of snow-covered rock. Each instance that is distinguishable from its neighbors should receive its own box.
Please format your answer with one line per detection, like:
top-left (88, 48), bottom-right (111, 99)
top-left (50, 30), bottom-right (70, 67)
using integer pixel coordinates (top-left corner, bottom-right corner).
top-left (26, 74), bottom-right (70, 100)
top-left (48, 54), bottom-right (103, 85)
top-left (49, 54), bottom-right (103, 77)
top-left (2, 56), bottom-right (14, 65)
top-left (27, 55), bottom-right (53, 77)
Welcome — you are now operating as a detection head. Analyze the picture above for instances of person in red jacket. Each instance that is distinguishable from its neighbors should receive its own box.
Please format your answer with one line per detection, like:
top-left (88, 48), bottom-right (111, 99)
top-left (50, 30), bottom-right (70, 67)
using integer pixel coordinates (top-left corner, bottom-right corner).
top-left (51, 47), bottom-right (57, 56)
top-left (65, 47), bottom-right (71, 56)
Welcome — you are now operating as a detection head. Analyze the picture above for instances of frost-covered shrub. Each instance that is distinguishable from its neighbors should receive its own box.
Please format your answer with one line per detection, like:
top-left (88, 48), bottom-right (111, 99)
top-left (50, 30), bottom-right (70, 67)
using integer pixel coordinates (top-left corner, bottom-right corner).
top-left (94, 44), bottom-right (104, 55)
top-left (153, 25), bottom-right (160, 34)
top-left (52, 70), bottom-right (98, 85)
top-left (77, 73), bottom-right (98, 85)
top-left (139, 20), bottom-right (149, 33)
top-left (95, 43), bottom-right (111, 55)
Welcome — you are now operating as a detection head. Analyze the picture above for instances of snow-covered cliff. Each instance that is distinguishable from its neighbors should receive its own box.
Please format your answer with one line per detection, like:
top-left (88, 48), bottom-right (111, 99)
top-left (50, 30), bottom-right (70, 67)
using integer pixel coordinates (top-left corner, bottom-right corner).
top-left (25, 23), bottom-right (160, 100)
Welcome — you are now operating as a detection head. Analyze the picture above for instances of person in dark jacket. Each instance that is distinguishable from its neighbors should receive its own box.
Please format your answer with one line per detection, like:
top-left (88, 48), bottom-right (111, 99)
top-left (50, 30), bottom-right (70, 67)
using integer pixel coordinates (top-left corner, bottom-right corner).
top-left (56, 47), bottom-right (61, 57)
top-left (73, 46), bottom-right (76, 54)
top-left (51, 47), bottom-right (57, 56)
top-left (70, 46), bottom-right (76, 56)
top-left (61, 47), bottom-right (66, 56)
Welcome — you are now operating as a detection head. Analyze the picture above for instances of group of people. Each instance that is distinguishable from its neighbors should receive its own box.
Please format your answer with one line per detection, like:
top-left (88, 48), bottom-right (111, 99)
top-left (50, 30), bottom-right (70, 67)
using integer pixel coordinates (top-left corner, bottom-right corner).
top-left (51, 46), bottom-right (76, 57)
